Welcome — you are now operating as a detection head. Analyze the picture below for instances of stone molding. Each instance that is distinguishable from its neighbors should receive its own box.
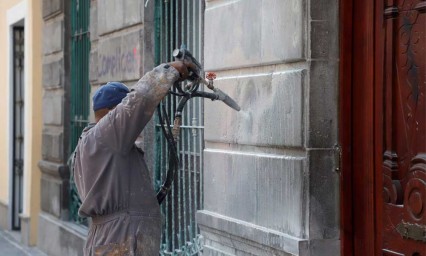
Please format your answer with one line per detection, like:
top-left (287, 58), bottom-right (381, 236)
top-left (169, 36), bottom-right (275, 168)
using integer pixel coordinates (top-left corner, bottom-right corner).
top-left (0, 201), bottom-right (8, 230)
top-left (43, 0), bottom-right (63, 20)
top-left (37, 213), bottom-right (87, 256)
top-left (197, 210), bottom-right (308, 256)
top-left (38, 159), bottom-right (69, 180)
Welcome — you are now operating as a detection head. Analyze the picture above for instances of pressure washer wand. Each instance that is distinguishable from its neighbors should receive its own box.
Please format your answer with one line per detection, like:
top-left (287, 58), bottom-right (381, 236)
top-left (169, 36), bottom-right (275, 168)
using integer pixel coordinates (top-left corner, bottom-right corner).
top-left (173, 48), bottom-right (241, 112)
top-left (201, 73), bottom-right (241, 111)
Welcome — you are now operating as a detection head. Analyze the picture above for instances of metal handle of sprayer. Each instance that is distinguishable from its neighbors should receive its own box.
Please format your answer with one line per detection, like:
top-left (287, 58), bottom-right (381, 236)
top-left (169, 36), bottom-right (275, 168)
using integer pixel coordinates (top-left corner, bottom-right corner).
top-left (172, 48), bottom-right (241, 111)
top-left (156, 47), bottom-right (241, 204)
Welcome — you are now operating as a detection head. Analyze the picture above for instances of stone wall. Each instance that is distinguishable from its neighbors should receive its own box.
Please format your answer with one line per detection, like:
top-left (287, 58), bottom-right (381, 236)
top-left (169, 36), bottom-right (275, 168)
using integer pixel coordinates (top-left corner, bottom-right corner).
top-left (38, 0), bottom-right (87, 254)
top-left (39, 0), bottom-right (340, 255)
top-left (38, 0), bottom-right (155, 254)
top-left (306, 0), bottom-right (340, 254)
top-left (0, 201), bottom-right (7, 230)
top-left (89, 0), bottom-right (156, 172)
top-left (196, 0), bottom-right (340, 255)
top-left (40, 0), bottom-right (68, 225)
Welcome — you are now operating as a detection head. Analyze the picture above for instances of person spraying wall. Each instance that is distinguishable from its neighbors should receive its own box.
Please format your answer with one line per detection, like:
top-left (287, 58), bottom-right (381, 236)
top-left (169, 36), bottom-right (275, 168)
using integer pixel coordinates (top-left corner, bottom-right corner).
top-left (73, 61), bottom-right (195, 255)
top-left (72, 48), bottom-right (240, 255)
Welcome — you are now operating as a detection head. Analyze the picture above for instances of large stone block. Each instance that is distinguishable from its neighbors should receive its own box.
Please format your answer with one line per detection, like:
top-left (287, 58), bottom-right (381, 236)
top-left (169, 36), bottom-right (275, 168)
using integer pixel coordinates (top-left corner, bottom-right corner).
top-left (42, 129), bottom-right (63, 162)
top-left (98, 0), bottom-right (142, 35)
top-left (97, 30), bottom-right (142, 83)
top-left (42, 90), bottom-right (63, 125)
top-left (308, 149), bottom-right (339, 240)
top-left (97, 0), bottom-right (123, 35)
top-left (38, 160), bottom-right (69, 180)
top-left (38, 213), bottom-right (86, 256)
top-left (205, 70), bottom-right (305, 148)
top-left (310, 21), bottom-right (339, 60)
top-left (308, 239), bottom-right (340, 256)
top-left (43, 59), bottom-right (63, 89)
top-left (142, 21), bottom-right (155, 75)
top-left (204, 0), bottom-right (304, 70)
top-left (20, 216), bottom-right (31, 246)
top-left (142, 0), bottom-right (154, 23)
top-left (307, 60), bottom-right (338, 148)
top-left (90, 2), bottom-right (98, 41)
top-left (40, 176), bottom-right (63, 217)
top-left (310, 0), bottom-right (339, 21)
top-left (197, 211), bottom-right (307, 256)
top-left (204, 149), bottom-right (306, 238)
top-left (43, 0), bottom-right (63, 19)
top-left (123, 0), bottom-right (142, 27)
top-left (138, 119), bottom-right (156, 177)
top-left (140, 0), bottom-right (155, 75)
top-left (0, 201), bottom-right (8, 230)
top-left (89, 50), bottom-right (98, 82)
top-left (43, 20), bottom-right (63, 55)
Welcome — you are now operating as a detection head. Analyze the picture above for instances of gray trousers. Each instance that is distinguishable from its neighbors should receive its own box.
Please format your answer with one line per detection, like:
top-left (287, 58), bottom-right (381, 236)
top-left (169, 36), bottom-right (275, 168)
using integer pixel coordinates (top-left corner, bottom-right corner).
top-left (84, 211), bottom-right (161, 256)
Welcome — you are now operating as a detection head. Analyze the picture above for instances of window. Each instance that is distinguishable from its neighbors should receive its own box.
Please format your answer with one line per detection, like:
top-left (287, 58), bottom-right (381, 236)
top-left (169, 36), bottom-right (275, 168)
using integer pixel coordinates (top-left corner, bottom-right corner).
top-left (155, 0), bottom-right (205, 254)
top-left (69, 0), bottom-right (90, 226)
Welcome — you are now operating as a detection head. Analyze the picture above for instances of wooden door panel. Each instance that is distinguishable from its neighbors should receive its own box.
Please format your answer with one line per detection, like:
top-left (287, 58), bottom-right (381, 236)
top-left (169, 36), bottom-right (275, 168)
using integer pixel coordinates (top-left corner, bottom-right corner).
top-left (386, 0), bottom-right (425, 10)
top-left (383, 249), bottom-right (405, 256)
top-left (340, 0), bottom-right (425, 254)
top-left (397, 0), bottom-right (425, 11)
top-left (381, 0), bottom-right (426, 255)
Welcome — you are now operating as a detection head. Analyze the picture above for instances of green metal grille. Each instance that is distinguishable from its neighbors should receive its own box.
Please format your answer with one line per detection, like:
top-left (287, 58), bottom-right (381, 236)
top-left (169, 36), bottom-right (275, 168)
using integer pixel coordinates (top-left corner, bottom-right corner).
top-left (155, 0), bottom-right (205, 255)
top-left (69, 0), bottom-right (90, 225)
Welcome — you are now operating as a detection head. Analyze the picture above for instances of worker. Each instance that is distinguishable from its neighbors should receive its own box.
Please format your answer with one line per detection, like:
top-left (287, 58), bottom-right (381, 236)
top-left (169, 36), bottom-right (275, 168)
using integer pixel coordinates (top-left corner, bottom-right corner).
top-left (73, 61), bottom-right (195, 255)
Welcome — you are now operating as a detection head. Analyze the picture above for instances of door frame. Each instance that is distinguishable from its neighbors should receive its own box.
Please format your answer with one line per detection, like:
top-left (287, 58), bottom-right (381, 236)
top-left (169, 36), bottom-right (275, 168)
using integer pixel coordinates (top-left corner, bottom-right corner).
top-left (6, 1), bottom-right (27, 231)
top-left (339, 0), bottom-right (382, 255)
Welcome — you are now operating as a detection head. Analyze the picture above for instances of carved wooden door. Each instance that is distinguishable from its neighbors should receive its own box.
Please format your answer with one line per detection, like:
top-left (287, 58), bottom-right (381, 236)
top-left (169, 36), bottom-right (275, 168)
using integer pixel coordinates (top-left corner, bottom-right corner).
top-left (380, 0), bottom-right (426, 255)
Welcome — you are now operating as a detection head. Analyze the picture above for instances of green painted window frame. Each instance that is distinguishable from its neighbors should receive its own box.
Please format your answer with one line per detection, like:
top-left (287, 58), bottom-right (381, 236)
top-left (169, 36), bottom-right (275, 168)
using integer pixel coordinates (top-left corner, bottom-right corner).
top-left (154, 1), bottom-right (205, 255)
top-left (69, 0), bottom-right (91, 226)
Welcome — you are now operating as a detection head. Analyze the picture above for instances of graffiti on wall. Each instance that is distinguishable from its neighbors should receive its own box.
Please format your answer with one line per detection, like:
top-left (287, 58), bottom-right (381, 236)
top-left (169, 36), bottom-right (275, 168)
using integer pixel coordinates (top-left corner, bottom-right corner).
top-left (98, 45), bottom-right (141, 81)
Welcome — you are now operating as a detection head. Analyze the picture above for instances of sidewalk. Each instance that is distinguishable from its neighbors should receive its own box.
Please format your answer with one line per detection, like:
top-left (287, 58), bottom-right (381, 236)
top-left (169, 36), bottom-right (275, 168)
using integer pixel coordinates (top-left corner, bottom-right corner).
top-left (0, 229), bottom-right (46, 256)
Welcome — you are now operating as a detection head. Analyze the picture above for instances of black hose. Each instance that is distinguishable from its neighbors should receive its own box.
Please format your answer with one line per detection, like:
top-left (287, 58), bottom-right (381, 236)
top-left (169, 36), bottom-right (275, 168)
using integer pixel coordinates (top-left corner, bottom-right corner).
top-left (156, 88), bottom-right (239, 204)
top-left (156, 104), bottom-right (180, 204)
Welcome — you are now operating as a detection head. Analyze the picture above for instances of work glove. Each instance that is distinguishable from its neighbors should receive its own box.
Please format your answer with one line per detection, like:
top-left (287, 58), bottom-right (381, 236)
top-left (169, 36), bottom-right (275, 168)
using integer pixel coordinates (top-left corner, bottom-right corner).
top-left (168, 61), bottom-right (199, 82)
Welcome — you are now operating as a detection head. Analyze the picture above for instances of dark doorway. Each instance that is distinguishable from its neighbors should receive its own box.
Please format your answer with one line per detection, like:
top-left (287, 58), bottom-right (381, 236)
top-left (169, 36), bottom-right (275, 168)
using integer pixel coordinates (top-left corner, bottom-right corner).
top-left (12, 26), bottom-right (24, 231)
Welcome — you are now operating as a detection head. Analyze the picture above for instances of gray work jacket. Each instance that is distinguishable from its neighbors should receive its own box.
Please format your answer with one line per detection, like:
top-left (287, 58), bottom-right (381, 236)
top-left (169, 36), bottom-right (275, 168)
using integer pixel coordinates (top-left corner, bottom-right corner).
top-left (73, 64), bottom-right (179, 254)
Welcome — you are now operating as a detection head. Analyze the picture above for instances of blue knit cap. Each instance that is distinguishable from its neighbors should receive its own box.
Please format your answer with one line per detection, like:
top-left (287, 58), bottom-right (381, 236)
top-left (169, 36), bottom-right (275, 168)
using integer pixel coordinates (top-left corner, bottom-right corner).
top-left (92, 82), bottom-right (130, 111)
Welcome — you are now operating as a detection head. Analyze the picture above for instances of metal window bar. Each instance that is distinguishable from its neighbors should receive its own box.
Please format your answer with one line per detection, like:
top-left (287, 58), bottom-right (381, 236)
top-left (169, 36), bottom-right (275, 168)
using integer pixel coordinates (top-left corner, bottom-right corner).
top-left (69, 0), bottom-right (90, 225)
top-left (154, 1), bottom-right (205, 255)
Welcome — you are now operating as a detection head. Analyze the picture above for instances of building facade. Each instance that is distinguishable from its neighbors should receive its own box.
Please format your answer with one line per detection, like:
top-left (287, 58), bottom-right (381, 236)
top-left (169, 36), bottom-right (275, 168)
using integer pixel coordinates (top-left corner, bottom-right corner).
top-left (38, 0), bottom-right (340, 255)
top-left (1, 0), bottom-right (423, 255)
top-left (36, 0), bottom-right (341, 255)
top-left (37, 0), bottom-right (155, 255)
top-left (0, 0), bottom-right (43, 247)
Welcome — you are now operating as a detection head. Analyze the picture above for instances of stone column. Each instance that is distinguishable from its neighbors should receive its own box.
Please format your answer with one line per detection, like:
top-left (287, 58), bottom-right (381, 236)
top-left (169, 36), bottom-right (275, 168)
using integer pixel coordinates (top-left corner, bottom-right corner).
top-left (305, 0), bottom-right (340, 254)
top-left (39, 0), bottom-right (69, 224)
top-left (37, 0), bottom-right (156, 255)
top-left (197, 0), bottom-right (340, 255)
top-left (38, 1), bottom-right (86, 255)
